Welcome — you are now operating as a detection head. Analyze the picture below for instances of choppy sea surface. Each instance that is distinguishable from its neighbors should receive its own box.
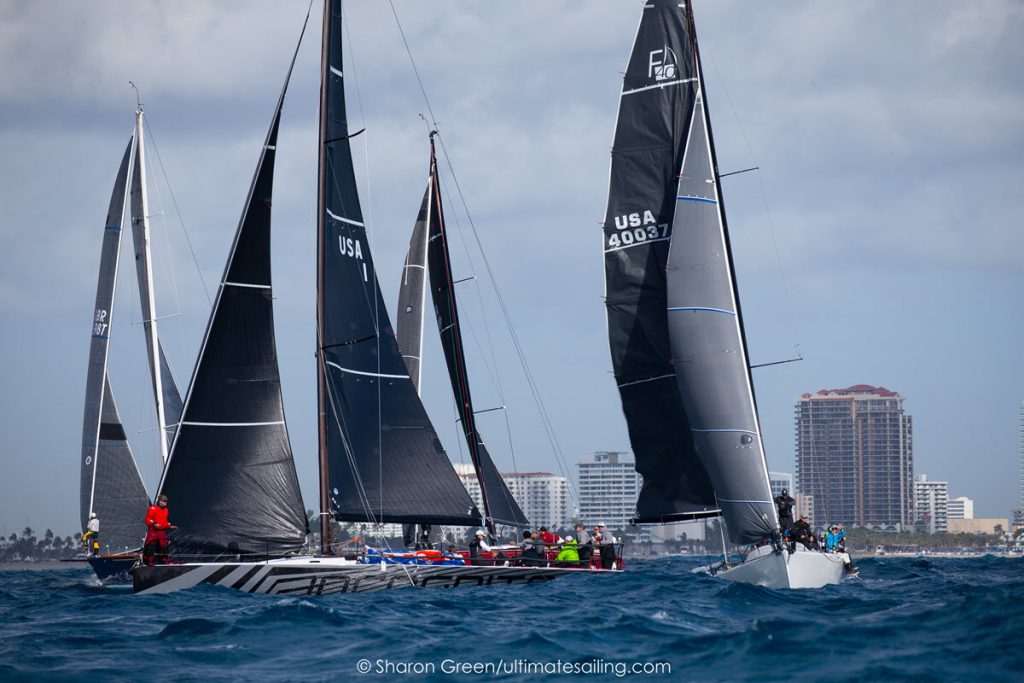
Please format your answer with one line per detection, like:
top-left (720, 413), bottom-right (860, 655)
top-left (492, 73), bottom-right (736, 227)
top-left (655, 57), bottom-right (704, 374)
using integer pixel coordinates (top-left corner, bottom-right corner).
top-left (0, 556), bottom-right (1020, 682)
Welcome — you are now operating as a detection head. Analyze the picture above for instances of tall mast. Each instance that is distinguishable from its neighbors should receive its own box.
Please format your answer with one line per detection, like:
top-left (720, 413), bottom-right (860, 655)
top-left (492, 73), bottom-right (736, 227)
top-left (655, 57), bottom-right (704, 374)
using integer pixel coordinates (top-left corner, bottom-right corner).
top-left (131, 107), bottom-right (170, 464)
top-left (316, 0), bottom-right (332, 555)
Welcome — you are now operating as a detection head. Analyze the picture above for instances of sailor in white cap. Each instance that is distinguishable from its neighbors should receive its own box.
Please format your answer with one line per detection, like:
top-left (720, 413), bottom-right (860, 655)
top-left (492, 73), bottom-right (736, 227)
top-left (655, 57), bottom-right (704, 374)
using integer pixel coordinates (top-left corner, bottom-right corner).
top-left (468, 529), bottom-right (492, 565)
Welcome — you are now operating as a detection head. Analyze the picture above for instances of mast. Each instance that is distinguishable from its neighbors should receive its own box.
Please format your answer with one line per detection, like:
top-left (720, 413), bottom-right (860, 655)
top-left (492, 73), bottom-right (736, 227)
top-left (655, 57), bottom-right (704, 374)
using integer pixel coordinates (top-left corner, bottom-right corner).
top-left (130, 108), bottom-right (170, 464)
top-left (423, 135), bottom-right (530, 534)
top-left (316, 0), bottom-right (332, 556)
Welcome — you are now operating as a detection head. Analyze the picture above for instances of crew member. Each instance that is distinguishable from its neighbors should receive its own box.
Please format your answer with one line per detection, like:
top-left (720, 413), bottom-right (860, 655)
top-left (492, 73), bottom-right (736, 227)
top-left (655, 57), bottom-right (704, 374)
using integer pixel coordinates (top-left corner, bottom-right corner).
top-left (556, 535), bottom-right (579, 565)
top-left (468, 529), bottom-right (492, 565)
top-left (143, 494), bottom-right (177, 566)
top-left (82, 513), bottom-right (100, 556)
top-left (774, 488), bottom-right (795, 532)
top-left (574, 524), bottom-right (593, 566)
top-left (595, 523), bottom-right (617, 570)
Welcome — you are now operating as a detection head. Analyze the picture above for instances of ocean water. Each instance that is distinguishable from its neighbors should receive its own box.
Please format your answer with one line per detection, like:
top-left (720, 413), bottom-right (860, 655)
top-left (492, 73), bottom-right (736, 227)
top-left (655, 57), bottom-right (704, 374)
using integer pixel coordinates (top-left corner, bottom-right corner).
top-left (0, 556), bottom-right (1020, 682)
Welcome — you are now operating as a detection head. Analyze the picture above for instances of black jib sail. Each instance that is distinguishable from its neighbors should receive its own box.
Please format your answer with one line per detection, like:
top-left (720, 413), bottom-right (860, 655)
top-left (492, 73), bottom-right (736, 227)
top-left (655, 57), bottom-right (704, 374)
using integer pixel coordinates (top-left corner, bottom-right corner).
top-left (422, 136), bottom-right (529, 531)
top-left (603, 0), bottom-right (717, 523)
top-left (80, 137), bottom-right (151, 554)
top-left (395, 186), bottom-right (430, 393)
top-left (663, 3), bottom-right (776, 544)
top-left (156, 32), bottom-right (309, 558)
top-left (317, 0), bottom-right (481, 536)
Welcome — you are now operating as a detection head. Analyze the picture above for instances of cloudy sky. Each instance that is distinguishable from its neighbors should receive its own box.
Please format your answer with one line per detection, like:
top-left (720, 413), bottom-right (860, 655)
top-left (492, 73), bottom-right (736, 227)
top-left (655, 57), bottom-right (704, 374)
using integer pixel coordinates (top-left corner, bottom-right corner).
top-left (1, 1), bottom-right (1021, 537)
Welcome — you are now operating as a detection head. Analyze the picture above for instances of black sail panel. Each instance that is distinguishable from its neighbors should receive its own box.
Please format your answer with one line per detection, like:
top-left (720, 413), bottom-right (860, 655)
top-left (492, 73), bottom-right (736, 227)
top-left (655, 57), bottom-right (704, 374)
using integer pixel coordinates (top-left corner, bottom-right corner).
top-left (81, 136), bottom-right (150, 551)
top-left (423, 140), bottom-right (529, 529)
top-left (158, 342), bottom-right (183, 443)
top-left (603, 0), bottom-right (717, 522)
top-left (395, 186), bottom-right (430, 392)
top-left (158, 52), bottom-right (308, 558)
top-left (318, 0), bottom-right (481, 527)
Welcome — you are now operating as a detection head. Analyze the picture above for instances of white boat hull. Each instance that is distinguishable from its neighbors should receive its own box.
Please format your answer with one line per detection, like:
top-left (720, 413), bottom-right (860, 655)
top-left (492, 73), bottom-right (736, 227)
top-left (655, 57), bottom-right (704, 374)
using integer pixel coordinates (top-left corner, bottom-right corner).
top-left (717, 544), bottom-right (852, 589)
top-left (132, 557), bottom-right (615, 595)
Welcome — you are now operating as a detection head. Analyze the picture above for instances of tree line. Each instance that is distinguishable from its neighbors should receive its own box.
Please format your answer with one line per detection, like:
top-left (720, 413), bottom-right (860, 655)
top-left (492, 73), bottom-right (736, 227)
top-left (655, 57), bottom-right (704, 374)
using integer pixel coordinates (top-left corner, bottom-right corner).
top-left (0, 528), bottom-right (79, 561)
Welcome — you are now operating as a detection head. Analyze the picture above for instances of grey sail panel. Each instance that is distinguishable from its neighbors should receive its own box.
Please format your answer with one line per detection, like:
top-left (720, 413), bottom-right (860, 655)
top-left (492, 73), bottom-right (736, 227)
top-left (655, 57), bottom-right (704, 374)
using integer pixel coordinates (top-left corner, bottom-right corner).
top-left (423, 140), bottom-right (529, 529)
top-left (602, 0), bottom-right (717, 522)
top-left (665, 86), bottom-right (776, 544)
top-left (91, 378), bottom-right (150, 552)
top-left (158, 40), bottom-right (308, 558)
top-left (80, 137), bottom-right (150, 546)
top-left (395, 186), bottom-right (429, 393)
top-left (158, 342), bottom-right (182, 447)
top-left (318, 0), bottom-right (481, 527)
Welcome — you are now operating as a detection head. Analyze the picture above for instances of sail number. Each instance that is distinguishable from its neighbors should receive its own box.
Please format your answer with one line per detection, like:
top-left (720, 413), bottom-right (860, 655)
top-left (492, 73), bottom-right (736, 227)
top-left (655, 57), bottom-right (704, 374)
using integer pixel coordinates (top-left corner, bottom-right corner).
top-left (607, 210), bottom-right (669, 250)
top-left (93, 309), bottom-right (109, 336)
top-left (339, 236), bottom-right (369, 282)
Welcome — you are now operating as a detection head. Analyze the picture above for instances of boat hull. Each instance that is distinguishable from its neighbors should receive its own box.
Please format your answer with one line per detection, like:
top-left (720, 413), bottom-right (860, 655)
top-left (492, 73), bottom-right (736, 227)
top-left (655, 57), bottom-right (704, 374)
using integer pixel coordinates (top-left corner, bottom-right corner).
top-left (718, 545), bottom-right (852, 589)
top-left (132, 557), bottom-right (616, 595)
top-left (87, 555), bottom-right (137, 585)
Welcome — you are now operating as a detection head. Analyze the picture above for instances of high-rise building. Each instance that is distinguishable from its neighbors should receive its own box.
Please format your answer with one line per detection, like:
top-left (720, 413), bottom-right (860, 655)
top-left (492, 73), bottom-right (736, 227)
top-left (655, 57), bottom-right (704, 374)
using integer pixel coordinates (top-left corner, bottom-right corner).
top-left (454, 464), bottom-right (571, 531)
top-left (577, 451), bottom-right (642, 535)
top-left (768, 472), bottom-right (793, 498)
top-left (914, 474), bottom-right (949, 534)
top-left (795, 385), bottom-right (914, 530)
top-left (947, 496), bottom-right (974, 520)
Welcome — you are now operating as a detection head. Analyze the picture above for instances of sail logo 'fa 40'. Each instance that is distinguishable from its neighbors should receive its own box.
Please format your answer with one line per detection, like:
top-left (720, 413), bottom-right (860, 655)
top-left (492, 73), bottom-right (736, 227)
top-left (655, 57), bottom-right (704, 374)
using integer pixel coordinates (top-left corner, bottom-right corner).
top-left (649, 47), bottom-right (679, 81)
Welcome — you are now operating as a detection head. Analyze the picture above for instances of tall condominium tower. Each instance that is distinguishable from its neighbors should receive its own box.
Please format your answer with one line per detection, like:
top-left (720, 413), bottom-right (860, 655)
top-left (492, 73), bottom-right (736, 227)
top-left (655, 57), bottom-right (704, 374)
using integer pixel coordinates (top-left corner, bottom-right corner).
top-left (795, 385), bottom-right (914, 530)
top-left (914, 474), bottom-right (949, 534)
top-left (577, 451), bottom-right (642, 534)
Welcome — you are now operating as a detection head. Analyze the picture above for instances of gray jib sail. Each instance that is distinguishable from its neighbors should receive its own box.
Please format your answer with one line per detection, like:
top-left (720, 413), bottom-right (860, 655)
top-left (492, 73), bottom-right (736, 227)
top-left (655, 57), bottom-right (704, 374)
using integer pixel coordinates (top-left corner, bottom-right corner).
top-left (80, 137), bottom-right (150, 552)
top-left (395, 186), bottom-right (429, 393)
top-left (665, 78), bottom-right (776, 544)
top-left (423, 139), bottom-right (530, 530)
top-left (603, 0), bottom-right (717, 522)
top-left (156, 32), bottom-right (310, 558)
top-left (128, 127), bottom-right (183, 454)
top-left (318, 0), bottom-right (481, 527)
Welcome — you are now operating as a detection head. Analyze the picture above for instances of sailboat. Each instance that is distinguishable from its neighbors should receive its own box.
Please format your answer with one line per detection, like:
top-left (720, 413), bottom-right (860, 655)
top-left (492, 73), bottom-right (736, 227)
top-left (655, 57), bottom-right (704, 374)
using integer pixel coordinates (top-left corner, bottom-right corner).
top-left (602, 0), bottom-right (852, 588)
top-left (131, 0), bottom-right (608, 596)
top-left (80, 106), bottom-right (184, 583)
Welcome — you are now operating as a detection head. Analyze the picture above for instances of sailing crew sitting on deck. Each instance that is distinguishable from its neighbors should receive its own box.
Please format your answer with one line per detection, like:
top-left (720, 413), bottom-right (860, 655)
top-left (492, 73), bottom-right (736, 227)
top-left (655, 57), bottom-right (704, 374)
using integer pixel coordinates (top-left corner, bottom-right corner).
top-left (824, 525), bottom-right (846, 553)
top-left (793, 516), bottom-right (818, 550)
top-left (574, 524), bottom-right (594, 565)
top-left (468, 529), bottom-right (492, 565)
top-left (143, 494), bottom-right (177, 566)
top-left (774, 488), bottom-right (795, 531)
top-left (82, 513), bottom-right (100, 556)
top-left (519, 530), bottom-right (543, 565)
top-left (555, 535), bottom-right (579, 565)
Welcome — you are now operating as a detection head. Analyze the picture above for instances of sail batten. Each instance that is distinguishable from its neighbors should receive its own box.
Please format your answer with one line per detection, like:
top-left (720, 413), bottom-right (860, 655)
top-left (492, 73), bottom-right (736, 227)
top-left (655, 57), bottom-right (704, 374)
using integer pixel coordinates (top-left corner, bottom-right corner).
top-left (317, 0), bottom-right (482, 532)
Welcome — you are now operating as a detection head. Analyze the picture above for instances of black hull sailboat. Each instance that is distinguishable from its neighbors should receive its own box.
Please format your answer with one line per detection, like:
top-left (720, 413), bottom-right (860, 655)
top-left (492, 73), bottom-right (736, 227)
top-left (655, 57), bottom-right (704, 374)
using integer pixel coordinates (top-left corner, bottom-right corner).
top-left (132, 1), bottom-right (613, 596)
top-left (603, 0), bottom-right (850, 588)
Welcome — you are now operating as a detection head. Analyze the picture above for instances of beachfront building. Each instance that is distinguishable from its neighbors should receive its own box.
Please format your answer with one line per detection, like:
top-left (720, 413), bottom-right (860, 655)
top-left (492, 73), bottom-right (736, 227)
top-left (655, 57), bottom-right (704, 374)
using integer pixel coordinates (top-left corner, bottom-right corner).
top-left (947, 496), bottom-right (974, 520)
top-left (577, 451), bottom-right (642, 536)
top-left (455, 464), bottom-right (571, 530)
top-left (769, 472), bottom-right (793, 498)
top-left (795, 385), bottom-right (914, 530)
top-left (914, 474), bottom-right (949, 534)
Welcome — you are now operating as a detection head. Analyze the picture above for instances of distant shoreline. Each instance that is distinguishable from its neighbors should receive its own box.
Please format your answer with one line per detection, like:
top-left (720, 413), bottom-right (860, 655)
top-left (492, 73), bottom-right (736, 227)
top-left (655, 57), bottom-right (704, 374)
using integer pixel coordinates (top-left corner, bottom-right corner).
top-left (0, 561), bottom-right (82, 570)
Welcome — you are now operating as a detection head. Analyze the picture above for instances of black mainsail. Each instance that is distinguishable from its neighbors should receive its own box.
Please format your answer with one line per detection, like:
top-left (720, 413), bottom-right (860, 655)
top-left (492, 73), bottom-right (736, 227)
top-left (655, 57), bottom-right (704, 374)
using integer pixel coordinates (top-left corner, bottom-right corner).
top-left (155, 33), bottom-right (309, 558)
top-left (395, 185), bottom-right (430, 393)
top-left (317, 0), bottom-right (481, 542)
top-left (603, 0), bottom-right (717, 523)
top-left (604, 0), bottom-right (777, 544)
top-left (80, 138), bottom-right (151, 554)
top-left (128, 115), bottom-right (184, 459)
top-left (422, 136), bottom-right (529, 531)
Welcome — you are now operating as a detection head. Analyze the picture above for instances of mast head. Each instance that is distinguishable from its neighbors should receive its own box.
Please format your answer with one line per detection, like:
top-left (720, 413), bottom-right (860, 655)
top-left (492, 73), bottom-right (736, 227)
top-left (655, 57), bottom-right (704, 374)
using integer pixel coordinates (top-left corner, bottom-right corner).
top-left (128, 81), bottom-right (144, 113)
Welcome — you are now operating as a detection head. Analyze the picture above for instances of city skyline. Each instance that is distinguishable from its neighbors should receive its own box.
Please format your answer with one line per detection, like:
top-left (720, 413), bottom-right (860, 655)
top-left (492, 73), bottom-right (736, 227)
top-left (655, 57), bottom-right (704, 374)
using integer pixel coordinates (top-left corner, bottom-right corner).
top-left (1, 2), bottom-right (1021, 535)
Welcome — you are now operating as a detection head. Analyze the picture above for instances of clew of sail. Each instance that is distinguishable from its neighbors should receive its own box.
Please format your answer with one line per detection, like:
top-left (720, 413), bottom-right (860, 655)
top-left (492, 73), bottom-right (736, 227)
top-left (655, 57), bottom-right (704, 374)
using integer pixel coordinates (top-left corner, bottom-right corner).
top-left (80, 137), bottom-right (151, 554)
top-left (422, 137), bottom-right (529, 531)
top-left (317, 0), bottom-right (481, 530)
top-left (602, 0), bottom-right (717, 523)
top-left (156, 30), bottom-right (310, 559)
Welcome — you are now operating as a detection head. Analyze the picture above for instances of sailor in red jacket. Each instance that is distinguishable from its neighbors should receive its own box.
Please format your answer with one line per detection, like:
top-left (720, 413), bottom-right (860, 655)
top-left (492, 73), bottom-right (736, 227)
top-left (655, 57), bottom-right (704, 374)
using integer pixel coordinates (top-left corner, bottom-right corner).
top-left (142, 494), bottom-right (177, 566)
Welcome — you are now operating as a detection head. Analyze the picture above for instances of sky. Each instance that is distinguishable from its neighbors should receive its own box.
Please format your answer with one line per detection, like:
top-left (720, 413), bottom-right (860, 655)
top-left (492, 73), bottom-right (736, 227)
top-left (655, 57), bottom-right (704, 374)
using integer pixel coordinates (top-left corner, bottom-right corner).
top-left (1, 1), bottom-right (1022, 537)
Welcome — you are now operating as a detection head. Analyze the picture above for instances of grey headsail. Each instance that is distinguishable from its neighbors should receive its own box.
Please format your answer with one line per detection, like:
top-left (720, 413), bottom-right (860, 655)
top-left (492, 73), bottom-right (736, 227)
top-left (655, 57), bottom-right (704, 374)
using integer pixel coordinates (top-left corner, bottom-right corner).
top-left (128, 114), bottom-right (183, 459)
top-left (423, 136), bottom-right (529, 531)
top-left (602, 0), bottom-right (717, 523)
top-left (80, 137), bottom-right (150, 554)
top-left (317, 0), bottom-right (481, 535)
top-left (395, 185), bottom-right (430, 393)
top-left (156, 26), bottom-right (310, 558)
top-left (663, 4), bottom-right (776, 544)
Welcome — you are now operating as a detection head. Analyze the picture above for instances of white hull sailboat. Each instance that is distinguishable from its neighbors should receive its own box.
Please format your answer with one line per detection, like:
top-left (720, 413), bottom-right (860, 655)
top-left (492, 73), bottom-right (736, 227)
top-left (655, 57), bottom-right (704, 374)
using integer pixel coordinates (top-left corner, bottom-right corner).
top-left (601, 0), bottom-right (852, 589)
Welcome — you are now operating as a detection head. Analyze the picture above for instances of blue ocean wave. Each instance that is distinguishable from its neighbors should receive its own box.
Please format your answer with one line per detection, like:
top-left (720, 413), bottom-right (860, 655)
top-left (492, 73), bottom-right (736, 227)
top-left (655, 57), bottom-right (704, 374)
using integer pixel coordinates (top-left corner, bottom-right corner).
top-left (0, 557), bottom-right (1021, 682)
